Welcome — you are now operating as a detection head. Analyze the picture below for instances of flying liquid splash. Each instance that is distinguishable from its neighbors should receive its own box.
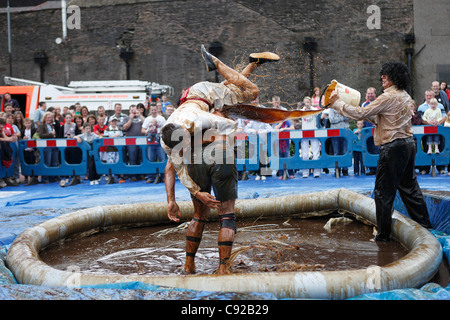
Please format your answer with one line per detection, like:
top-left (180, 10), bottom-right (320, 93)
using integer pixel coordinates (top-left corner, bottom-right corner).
top-left (221, 103), bottom-right (324, 124)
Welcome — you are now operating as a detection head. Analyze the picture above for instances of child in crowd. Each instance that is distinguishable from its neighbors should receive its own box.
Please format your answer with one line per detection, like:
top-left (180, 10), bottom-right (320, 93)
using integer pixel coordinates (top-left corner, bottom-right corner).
top-left (1, 113), bottom-right (16, 138)
top-left (62, 113), bottom-right (76, 138)
top-left (103, 117), bottom-right (123, 183)
top-left (94, 115), bottom-right (108, 137)
top-left (76, 122), bottom-right (101, 185)
top-left (422, 98), bottom-right (443, 154)
top-left (146, 118), bottom-right (161, 142)
top-left (300, 97), bottom-right (321, 178)
top-left (352, 120), bottom-right (365, 176)
top-left (59, 112), bottom-right (77, 187)
top-left (94, 115), bottom-right (108, 162)
top-left (103, 117), bottom-right (122, 164)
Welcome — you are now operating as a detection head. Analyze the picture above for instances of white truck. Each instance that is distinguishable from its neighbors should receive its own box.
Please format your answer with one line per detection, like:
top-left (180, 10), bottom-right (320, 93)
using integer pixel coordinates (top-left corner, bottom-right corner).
top-left (0, 76), bottom-right (174, 119)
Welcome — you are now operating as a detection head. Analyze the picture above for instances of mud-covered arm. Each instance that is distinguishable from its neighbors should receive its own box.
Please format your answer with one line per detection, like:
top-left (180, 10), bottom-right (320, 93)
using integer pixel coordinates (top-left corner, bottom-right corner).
top-left (164, 161), bottom-right (181, 222)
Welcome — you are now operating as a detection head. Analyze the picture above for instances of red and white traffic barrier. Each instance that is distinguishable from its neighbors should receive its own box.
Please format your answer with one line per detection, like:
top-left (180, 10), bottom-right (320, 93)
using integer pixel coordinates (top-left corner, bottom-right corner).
top-left (26, 139), bottom-right (78, 148)
top-left (102, 137), bottom-right (152, 146)
top-left (413, 126), bottom-right (438, 134)
top-left (277, 129), bottom-right (342, 139)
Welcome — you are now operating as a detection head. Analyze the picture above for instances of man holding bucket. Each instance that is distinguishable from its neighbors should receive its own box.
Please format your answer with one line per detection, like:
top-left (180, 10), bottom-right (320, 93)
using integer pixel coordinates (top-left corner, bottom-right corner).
top-left (327, 61), bottom-right (432, 241)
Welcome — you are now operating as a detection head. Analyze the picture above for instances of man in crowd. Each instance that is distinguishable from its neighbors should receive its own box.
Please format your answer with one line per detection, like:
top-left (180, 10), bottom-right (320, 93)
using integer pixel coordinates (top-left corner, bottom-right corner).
top-left (122, 104), bottom-right (145, 181)
top-left (431, 80), bottom-right (449, 112)
top-left (3, 93), bottom-right (20, 112)
top-left (33, 101), bottom-right (47, 128)
top-left (142, 103), bottom-right (166, 183)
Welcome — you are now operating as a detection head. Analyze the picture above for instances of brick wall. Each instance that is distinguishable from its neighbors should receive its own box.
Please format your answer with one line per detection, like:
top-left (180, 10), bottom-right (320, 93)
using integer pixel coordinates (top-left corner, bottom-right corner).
top-left (0, 0), bottom-right (414, 106)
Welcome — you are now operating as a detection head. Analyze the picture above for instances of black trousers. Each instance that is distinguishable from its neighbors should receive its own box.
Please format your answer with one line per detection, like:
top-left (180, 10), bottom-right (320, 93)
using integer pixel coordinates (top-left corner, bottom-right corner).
top-left (88, 154), bottom-right (100, 181)
top-left (374, 137), bottom-right (432, 241)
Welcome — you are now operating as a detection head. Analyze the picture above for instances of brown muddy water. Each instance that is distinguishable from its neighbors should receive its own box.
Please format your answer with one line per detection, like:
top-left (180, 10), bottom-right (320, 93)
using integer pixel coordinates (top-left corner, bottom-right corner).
top-left (40, 214), bottom-right (410, 276)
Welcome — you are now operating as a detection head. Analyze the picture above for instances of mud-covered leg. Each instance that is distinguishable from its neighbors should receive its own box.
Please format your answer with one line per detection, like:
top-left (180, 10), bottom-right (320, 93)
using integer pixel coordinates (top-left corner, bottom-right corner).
top-left (185, 200), bottom-right (209, 274)
top-left (201, 45), bottom-right (279, 101)
top-left (217, 210), bottom-right (236, 274)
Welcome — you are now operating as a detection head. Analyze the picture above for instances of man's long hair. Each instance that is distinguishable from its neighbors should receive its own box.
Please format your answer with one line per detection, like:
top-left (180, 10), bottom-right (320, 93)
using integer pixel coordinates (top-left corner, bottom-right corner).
top-left (379, 61), bottom-right (412, 92)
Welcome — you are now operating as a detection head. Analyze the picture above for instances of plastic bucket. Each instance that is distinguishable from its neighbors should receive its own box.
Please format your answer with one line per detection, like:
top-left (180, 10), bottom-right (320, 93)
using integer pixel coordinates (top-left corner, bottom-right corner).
top-left (322, 80), bottom-right (361, 107)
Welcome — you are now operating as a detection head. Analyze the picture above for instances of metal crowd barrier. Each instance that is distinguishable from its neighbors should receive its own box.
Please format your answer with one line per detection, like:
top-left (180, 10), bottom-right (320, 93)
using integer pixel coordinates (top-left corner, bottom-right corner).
top-left (266, 128), bottom-right (356, 178)
top-left (92, 137), bottom-right (167, 177)
top-left (8, 126), bottom-right (450, 180)
top-left (361, 127), bottom-right (379, 168)
top-left (235, 133), bottom-right (260, 172)
top-left (362, 125), bottom-right (450, 176)
top-left (413, 126), bottom-right (449, 169)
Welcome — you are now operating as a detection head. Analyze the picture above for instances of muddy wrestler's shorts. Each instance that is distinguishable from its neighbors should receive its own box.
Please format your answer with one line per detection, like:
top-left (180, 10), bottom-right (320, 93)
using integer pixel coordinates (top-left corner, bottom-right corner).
top-left (187, 142), bottom-right (238, 202)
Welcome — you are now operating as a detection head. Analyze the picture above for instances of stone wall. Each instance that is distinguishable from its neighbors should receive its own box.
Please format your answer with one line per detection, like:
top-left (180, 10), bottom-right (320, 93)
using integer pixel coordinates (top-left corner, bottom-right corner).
top-left (0, 0), bottom-right (415, 106)
top-left (413, 0), bottom-right (450, 102)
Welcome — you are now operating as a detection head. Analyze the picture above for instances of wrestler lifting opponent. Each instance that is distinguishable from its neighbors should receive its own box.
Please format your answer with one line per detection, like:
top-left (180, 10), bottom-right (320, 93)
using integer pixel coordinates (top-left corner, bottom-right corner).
top-left (161, 45), bottom-right (279, 274)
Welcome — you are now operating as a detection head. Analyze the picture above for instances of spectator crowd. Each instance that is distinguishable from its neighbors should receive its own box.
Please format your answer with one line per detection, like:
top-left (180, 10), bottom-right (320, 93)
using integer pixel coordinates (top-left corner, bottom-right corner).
top-left (0, 81), bottom-right (449, 189)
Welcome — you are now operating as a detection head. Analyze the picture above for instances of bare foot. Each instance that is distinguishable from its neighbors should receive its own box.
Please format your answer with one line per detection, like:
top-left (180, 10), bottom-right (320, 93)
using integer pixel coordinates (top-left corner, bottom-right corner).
top-left (184, 260), bottom-right (196, 274)
top-left (218, 264), bottom-right (232, 275)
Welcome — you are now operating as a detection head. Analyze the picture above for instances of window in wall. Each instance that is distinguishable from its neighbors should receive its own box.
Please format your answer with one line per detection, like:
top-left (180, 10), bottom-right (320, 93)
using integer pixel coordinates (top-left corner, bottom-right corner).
top-left (436, 64), bottom-right (450, 84)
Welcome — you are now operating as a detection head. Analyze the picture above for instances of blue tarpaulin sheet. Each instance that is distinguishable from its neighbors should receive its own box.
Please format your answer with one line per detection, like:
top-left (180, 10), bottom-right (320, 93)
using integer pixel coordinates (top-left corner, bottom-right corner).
top-left (350, 283), bottom-right (450, 300)
top-left (0, 172), bottom-right (449, 300)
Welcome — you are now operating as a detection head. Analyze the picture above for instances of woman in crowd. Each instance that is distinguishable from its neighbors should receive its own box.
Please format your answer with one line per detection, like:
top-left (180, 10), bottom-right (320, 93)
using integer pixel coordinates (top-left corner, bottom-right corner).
top-left (74, 114), bottom-right (84, 135)
top-left (14, 111), bottom-right (25, 132)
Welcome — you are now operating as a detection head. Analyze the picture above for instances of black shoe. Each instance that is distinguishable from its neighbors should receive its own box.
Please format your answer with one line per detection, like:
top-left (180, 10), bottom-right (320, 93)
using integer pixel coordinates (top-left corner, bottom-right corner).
top-left (25, 177), bottom-right (39, 186)
top-left (373, 235), bottom-right (390, 242)
top-left (201, 44), bottom-right (217, 72)
top-left (5, 178), bottom-right (19, 186)
top-left (67, 176), bottom-right (80, 186)
top-left (107, 175), bottom-right (115, 184)
top-left (249, 52), bottom-right (280, 65)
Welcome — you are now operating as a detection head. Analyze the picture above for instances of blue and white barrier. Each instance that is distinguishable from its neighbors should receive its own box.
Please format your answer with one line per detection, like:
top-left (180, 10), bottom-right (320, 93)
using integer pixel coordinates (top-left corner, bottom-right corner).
top-left (18, 139), bottom-right (90, 177)
top-left (413, 126), bottom-right (449, 167)
top-left (266, 129), bottom-right (355, 175)
top-left (235, 133), bottom-right (260, 172)
top-left (362, 125), bottom-right (450, 172)
top-left (4, 126), bottom-right (449, 179)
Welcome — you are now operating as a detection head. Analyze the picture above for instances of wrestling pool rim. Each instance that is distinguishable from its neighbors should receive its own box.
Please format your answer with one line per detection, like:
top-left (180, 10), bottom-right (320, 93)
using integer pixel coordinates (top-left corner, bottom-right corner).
top-left (5, 188), bottom-right (443, 299)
